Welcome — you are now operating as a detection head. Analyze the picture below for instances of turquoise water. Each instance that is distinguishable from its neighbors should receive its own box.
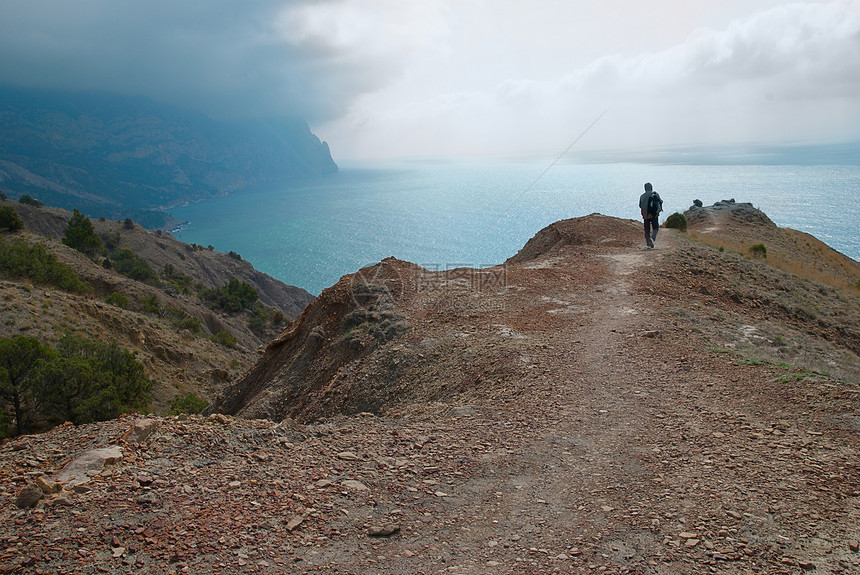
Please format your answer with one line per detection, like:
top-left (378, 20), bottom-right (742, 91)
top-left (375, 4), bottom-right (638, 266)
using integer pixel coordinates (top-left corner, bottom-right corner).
top-left (169, 159), bottom-right (860, 295)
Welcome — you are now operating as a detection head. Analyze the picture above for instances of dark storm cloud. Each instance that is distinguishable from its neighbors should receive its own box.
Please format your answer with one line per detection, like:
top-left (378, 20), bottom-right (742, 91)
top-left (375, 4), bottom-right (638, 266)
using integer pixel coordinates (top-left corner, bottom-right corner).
top-left (0, 0), bottom-right (379, 122)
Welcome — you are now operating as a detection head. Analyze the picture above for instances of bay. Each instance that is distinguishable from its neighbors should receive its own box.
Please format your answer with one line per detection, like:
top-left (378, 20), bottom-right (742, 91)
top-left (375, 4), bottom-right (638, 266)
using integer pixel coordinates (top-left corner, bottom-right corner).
top-left (169, 158), bottom-right (860, 295)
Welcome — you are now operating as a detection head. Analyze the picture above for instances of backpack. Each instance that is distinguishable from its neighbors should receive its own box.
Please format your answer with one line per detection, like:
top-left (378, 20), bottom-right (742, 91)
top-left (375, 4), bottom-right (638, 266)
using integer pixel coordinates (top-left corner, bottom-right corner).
top-left (647, 192), bottom-right (663, 217)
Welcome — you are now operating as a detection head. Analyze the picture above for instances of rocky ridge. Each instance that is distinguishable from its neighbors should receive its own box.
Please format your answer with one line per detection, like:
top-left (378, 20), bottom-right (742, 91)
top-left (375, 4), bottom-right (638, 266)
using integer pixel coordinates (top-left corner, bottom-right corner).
top-left (0, 87), bottom-right (338, 228)
top-left (1, 204), bottom-right (859, 574)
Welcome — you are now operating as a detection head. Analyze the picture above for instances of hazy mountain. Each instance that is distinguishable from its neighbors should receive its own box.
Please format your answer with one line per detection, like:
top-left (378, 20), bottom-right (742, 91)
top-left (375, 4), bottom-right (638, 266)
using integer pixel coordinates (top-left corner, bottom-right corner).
top-left (0, 87), bottom-right (337, 228)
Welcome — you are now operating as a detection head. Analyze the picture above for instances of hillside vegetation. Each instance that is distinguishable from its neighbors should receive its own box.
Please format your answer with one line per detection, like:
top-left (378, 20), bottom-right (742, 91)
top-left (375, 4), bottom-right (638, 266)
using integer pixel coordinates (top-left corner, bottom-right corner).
top-left (0, 198), bottom-right (314, 428)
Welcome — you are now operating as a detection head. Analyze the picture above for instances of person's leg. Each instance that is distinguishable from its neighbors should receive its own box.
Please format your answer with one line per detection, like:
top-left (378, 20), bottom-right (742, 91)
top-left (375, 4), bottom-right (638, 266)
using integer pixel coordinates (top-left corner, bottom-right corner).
top-left (651, 217), bottom-right (659, 242)
top-left (644, 219), bottom-right (654, 247)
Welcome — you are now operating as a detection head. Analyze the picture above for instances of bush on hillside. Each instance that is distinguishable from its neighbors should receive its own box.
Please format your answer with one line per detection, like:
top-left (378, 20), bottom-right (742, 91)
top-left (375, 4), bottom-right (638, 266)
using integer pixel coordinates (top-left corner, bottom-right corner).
top-left (105, 292), bottom-right (130, 309)
top-left (750, 243), bottom-right (767, 258)
top-left (664, 212), bottom-right (687, 232)
top-left (62, 209), bottom-right (103, 257)
top-left (211, 330), bottom-right (237, 348)
top-left (139, 294), bottom-right (162, 315)
top-left (0, 237), bottom-right (92, 293)
top-left (0, 206), bottom-right (24, 232)
top-left (163, 263), bottom-right (194, 294)
top-left (0, 334), bottom-right (151, 436)
top-left (199, 279), bottom-right (257, 313)
top-left (18, 195), bottom-right (42, 207)
top-left (169, 392), bottom-right (209, 415)
top-left (111, 248), bottom-right (159, 284)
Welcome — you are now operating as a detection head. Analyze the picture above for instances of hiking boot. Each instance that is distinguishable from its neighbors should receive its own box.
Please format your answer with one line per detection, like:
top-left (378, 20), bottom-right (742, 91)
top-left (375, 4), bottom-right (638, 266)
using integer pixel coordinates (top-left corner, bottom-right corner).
top-left (647, 238), bottom-right (654, 249)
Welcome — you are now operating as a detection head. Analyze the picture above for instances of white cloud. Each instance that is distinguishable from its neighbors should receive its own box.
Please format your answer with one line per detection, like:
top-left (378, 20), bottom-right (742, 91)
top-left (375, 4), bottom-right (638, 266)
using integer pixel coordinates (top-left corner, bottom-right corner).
top-left (326, 1), bottom-right (860, 158)
top-left (1, 0), bottom-right (858, 158)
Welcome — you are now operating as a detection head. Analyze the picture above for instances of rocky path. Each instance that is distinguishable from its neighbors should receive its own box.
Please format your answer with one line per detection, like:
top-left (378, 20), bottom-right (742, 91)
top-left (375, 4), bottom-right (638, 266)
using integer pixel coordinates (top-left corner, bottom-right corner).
top-left (2, 230), bottom-right (859, 574)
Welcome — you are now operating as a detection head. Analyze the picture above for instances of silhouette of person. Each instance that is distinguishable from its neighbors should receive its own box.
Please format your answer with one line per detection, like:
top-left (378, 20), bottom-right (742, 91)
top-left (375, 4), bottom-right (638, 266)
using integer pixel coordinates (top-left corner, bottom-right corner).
top-left (639, 182), bottom-right (662, 249)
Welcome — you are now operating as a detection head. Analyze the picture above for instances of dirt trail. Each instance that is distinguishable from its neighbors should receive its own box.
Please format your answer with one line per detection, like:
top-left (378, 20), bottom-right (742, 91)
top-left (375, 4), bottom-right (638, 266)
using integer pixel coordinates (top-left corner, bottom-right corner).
top-left (352, 230), bottom-right (859, 574)
top-left (3, 225), bottom-right (858, 575)
top-left (366, 239), bottom-right (682, 573)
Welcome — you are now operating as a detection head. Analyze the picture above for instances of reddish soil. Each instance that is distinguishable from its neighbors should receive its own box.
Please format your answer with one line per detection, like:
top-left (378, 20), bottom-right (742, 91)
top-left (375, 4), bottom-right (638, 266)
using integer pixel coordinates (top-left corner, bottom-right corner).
top-left (2, 213), bottom-right (859, 574)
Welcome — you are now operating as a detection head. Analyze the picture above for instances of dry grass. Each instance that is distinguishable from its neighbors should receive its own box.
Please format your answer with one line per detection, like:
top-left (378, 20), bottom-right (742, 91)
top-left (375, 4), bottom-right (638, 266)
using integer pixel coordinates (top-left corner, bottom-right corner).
top-left (686, 228), bottom-right (860, 296)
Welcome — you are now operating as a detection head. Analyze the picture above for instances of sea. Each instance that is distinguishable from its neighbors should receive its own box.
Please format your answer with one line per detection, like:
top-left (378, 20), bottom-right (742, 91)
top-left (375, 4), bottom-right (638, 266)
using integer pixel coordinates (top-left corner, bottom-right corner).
top-left (168, 158), bottom-right (860, 296)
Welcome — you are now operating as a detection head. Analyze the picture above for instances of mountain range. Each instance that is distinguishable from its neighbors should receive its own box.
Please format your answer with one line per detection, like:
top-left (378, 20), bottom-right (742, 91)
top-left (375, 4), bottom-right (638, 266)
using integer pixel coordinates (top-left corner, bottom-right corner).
top-left (0, 87), bottom-right (337, 228)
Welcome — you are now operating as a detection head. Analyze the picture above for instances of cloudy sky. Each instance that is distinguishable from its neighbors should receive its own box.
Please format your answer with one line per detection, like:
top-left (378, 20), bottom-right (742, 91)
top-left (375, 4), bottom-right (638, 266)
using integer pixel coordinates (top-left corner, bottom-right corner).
top-left (2, 0), bottom-right (859, 159)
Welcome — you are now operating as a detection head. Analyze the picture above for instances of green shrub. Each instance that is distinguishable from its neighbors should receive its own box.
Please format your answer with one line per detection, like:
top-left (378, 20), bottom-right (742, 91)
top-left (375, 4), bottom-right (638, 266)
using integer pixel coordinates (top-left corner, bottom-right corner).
top-left (162, 263), bottom-right (194, 294)
top-left (750, 244), bottom-right (767, 258)
top-left (62, 209), bottom-right (103, 257)
top-left (248, 302), bottom-right (272, 335)
top-left (0, 237), bottom-right (92, 294)
top-left (199, 279), bottom-right (257, 313)
top-left (140, 294), bottom-right (161, 314)
top-left (123, 217), bottom-right (135, 230)
top-left (173, 316), bottom-right (201, 332)
top-left (664, 212), bottom-right (687, 232)
top-left (18, 195), bottom-right (42, 207)
top-left (111, 248), bottom-right (159, 283)
top-left (36, 335), bottom-right (152, 428)
top-left (211, 330), bottom-right (237, 348)
top-left (101, 232), bottom-right (121, 252)
top-left (168, 392), bottom-right (209, 415)
top-left (0, 334), bottom-right (151, 435)
top-left (0, 206), bottom-right (24, 232)
top-left (163, 306), bottom-right (201, 333)
top-left (105, 292), bottom-right (130, 309)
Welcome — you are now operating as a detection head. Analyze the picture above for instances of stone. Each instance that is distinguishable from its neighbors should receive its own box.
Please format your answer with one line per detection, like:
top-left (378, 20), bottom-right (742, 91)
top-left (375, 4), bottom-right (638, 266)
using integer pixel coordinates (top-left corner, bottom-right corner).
top-left (368, 523), bottom-right (400, 537)
top-left (849, 540), bottom-right (859, 553)
top-left (342, 480), bottom-right (369, 491)
top-left (55, 446), bottom-right (123, 487)
top-left (15, 484), bottom-right (44, 509)
top-left (51, 496), bottom-right (72, 507)
top-left (135, 493), bottom-right (160, 506)
top-left (337, 451), bottom-right (361, 461)
top-left (286, 516), bottom-right (304, 531)
top-left (135, 474), bottom-right (155, 487)
top-left (123, 418), bottom-right (159, 444)
top-left (35, 475), bottom-right (60, 494)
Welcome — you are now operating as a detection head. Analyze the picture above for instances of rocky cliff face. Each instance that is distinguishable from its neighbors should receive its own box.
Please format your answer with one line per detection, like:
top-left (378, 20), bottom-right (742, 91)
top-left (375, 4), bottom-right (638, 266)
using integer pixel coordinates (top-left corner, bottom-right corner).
top-left (216, 208), bottom-right (860, 425)
top-left (0, 88), bottom-right (337, 227)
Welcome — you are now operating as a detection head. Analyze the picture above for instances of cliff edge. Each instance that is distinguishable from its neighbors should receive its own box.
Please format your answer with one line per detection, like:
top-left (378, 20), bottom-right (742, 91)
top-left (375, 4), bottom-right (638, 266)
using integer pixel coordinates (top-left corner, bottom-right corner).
top-left (2, 206), bottom-right (859, 574)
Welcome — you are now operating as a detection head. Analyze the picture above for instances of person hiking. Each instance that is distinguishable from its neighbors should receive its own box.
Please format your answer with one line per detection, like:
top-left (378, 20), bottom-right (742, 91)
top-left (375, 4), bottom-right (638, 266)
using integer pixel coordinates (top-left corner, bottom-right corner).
top-left (639, 182), bottom-right (662, 249)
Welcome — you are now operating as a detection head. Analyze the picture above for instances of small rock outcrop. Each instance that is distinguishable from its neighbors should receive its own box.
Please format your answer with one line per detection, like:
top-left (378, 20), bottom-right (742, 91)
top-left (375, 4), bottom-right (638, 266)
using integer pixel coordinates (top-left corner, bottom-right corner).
top-left (214, 257), bottom-right (418, 422)
top-left (684, 198), bottom-right (777, 230)
top-left (54, 446), bottom-right (124, 487)
top-left (507, 214), bottom-right (641, 264)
